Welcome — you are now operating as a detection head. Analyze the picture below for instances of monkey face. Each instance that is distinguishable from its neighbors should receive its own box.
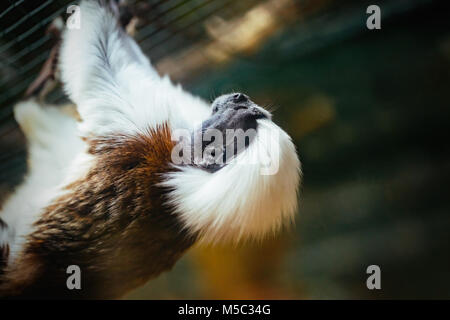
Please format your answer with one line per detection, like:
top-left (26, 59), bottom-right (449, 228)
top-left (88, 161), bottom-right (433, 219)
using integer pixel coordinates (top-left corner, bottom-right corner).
top-left (208, 93), bottom-right (271, 132)
top-left (189, 93), bottom-right (272, 172)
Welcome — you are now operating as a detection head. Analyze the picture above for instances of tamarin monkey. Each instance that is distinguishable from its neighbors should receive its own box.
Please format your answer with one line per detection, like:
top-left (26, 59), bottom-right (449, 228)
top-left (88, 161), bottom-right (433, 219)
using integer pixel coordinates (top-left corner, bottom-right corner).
top-left (0, 0), bottom-right (300, 299)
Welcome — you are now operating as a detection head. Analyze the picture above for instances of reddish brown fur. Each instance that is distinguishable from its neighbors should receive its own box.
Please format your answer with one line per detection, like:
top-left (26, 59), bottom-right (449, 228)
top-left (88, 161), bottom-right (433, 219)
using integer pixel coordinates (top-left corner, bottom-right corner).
top-left (0, 124), bottom-right (197, 299)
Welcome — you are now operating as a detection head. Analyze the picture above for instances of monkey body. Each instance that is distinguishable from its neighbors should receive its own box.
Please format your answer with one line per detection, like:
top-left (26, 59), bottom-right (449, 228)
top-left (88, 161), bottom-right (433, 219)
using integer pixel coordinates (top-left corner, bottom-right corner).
top-left (0, 0), bottom-right (300, 299)
top-left (1, 125), bottom-right (194, 298)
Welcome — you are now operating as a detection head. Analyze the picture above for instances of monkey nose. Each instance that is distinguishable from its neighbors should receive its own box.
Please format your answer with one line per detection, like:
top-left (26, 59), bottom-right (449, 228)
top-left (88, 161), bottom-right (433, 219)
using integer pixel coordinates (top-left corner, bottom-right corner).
top-left (232, 93), bottom-right (249, 103)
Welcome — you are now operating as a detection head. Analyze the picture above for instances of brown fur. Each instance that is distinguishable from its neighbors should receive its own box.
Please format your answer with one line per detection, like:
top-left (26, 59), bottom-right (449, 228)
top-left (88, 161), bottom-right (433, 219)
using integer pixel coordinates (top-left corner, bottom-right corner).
top-left (0, 124), bottom-right (197, 299)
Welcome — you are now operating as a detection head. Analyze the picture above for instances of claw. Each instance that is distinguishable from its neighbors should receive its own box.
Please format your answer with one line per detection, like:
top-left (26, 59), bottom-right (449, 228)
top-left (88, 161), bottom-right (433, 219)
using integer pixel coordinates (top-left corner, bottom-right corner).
top-left (24, 43), bottom-right (60, 99)
top-left (24, 17), bottom-right (63, 99)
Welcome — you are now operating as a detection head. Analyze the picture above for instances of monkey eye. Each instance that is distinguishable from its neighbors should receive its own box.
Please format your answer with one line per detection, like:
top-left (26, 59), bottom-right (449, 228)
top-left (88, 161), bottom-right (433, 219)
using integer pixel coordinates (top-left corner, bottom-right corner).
top-left (212, 106), bottom-right (218, 113)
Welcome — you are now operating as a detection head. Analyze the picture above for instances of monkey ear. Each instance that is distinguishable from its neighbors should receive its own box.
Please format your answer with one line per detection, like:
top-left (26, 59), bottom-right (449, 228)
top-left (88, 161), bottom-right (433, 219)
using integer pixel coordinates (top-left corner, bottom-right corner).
top-left (59, 0), bottom-right (161, 136)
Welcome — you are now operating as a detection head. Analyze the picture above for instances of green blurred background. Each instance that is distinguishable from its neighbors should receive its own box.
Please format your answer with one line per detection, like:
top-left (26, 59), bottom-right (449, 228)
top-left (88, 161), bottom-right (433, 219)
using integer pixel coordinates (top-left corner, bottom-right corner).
top-left (1, 0), bottom-right (449, 299)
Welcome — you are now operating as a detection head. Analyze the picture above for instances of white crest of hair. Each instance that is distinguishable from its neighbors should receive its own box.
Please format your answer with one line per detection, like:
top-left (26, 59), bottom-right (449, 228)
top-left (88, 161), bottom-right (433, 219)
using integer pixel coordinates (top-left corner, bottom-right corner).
top-left (60, 0), bottom-right (209, 138)
top-left (161, 119), bottom-right (301, 243)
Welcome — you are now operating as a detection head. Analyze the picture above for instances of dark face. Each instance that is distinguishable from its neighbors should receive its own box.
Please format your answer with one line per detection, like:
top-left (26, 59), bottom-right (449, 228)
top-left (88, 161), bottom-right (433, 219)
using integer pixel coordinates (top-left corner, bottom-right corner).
top-left (206, 93), bottom-right (271, 132)
top-left (189, 93), bottom-right (271, 172)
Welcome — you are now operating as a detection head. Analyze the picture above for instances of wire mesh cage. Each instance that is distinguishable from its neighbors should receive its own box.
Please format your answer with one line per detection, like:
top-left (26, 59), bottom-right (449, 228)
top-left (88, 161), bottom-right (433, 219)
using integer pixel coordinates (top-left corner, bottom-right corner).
top-left (1, 0), bottom-right (450, 299)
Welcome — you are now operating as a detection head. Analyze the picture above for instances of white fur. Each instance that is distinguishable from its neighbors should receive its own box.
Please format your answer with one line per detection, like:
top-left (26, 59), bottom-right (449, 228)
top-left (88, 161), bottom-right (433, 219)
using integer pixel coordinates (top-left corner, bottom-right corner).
top-left (161, 119), bottom-right (300, 243)
top-left (0, 100), bottom-right (86, 263)
top-left (1, 0), bottom-right (301, 265)
top-left (60, 0), bottom-right (209, 137)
